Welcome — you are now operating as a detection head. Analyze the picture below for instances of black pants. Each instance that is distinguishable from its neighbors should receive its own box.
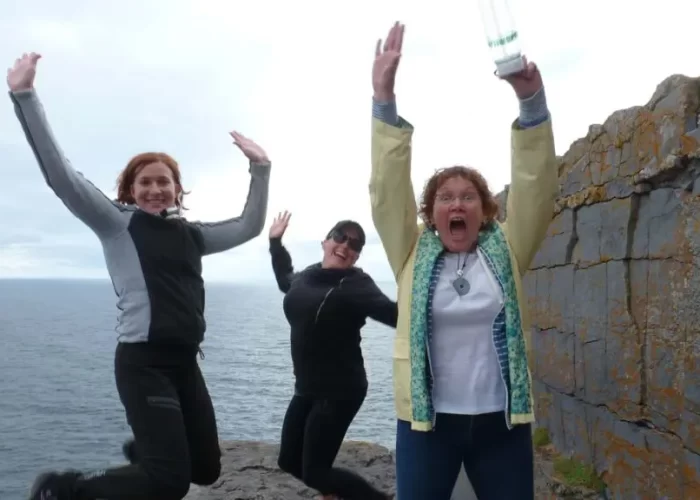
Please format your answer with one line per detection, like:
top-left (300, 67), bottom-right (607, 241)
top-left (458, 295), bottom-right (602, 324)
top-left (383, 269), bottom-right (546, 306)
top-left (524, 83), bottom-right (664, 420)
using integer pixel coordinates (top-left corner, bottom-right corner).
top-left (277, 390), bottom-right (386, 500)
top-left (74, 342), bottom-right (221, 500)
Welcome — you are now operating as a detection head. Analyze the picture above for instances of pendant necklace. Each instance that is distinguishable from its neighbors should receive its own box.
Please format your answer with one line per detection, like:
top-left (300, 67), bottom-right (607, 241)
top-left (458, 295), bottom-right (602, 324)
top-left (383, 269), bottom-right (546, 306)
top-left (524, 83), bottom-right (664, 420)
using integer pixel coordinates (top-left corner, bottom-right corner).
top-left (452, 253), bottom-right (471, 296)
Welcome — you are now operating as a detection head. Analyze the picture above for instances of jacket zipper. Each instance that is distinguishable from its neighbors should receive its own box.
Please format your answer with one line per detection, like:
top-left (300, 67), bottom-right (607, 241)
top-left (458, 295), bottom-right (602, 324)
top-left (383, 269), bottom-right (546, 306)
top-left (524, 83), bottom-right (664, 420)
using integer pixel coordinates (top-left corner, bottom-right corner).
top-left (314, 277), bottom-right (346, 325)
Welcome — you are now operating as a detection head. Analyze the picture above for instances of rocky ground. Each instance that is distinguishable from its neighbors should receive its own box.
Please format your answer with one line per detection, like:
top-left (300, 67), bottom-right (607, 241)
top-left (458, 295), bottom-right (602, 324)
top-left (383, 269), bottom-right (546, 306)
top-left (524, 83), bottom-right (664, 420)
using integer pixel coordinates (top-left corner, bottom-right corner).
top-left (183, 440), bottom-right (605, 500)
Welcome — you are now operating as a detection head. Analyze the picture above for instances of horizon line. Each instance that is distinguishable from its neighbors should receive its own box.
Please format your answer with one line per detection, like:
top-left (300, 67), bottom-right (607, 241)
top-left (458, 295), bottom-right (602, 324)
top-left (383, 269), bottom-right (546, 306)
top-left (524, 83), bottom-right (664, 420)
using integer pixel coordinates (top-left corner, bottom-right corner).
top-left (0, 276), bottom-right (398, 284)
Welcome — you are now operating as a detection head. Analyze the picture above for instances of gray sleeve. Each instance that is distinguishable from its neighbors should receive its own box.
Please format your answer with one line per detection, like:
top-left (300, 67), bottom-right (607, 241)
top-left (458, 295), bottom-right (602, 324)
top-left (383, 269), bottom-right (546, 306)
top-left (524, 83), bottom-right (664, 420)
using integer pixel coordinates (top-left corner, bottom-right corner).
top-left (9, 89), bottom-right (129, 240)
top-left (372, 99), bottom-right (399, 125)
top-left (517, 87), bottom-right (550, 128)
top-left (194, 161), bottom-right (271, 256)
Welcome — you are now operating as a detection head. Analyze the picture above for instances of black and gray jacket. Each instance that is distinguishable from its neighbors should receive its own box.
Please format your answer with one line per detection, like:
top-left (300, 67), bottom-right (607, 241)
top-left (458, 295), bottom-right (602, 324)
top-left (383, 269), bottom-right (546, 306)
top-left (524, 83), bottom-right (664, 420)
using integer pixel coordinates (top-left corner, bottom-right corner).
top-left (269, 237), bottom-right (398, 398)
top-left (10, 89), bottom-right (271, 347)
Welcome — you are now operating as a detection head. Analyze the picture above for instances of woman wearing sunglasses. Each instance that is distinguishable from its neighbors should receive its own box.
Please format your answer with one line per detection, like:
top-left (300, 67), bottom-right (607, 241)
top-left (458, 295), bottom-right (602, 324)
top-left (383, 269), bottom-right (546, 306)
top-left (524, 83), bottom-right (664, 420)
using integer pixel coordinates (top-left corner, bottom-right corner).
top-left (268, 210), bottom-right (397, 500)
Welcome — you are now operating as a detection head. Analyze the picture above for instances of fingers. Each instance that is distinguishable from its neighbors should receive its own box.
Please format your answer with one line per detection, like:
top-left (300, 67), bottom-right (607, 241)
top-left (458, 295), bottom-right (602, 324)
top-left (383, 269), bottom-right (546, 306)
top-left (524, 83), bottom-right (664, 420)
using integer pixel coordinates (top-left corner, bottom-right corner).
top-left (16, 52), bottom-right (41, 66)
top-left (396, 23), bottom-right (405, 52)
top-left (517, 60), bottom-right (538, 80)
top-left (389, 22), bottom-right (404, 52)
top-left (527, 61), bottom-right (538, 78)
top-left (384, 21), bottom-right (398, 52)
top-left (518, 56), bottom-right (536, 76)
top-left (230, 130), bottom-right (249, 149)
top-left (377, 22), bottom-right (405, 56)
top-left (387, 22), bottom-right (405, 53)
top-left (22, 52), bottom-right (41, 63)
top-left (230, 130), bottom-right (250, 140)
top-left (273, 210), bottom-right (291, 227)
top-left (230, 130), bottom-right (258, 145)
top-left (384, 23), bottom-right (396, 52)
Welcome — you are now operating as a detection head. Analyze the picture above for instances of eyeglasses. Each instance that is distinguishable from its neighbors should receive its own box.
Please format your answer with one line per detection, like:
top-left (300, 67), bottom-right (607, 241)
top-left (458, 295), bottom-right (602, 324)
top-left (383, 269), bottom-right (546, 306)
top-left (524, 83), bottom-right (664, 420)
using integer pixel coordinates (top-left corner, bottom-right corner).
top-left (435, 193), bottom-right (478, 205)
top-left (331, 231), bottom-right (364, 252)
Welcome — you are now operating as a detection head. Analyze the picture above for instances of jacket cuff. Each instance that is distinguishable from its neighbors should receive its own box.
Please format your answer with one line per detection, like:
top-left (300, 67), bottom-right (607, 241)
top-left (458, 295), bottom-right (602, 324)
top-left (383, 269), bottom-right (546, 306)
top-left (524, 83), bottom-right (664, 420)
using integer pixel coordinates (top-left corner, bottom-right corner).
top-left (269, 237), bottom-right (283, 250)
top-left (372, 99), bottom-right (400, 126)
top-left (518, 87), bottom-right (549, 128)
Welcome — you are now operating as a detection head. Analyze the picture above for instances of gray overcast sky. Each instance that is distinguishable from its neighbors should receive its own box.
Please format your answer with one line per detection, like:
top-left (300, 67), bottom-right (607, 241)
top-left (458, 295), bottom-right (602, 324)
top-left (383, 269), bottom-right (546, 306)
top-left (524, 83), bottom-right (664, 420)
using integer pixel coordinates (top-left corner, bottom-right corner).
top-left (1, 0), bottom-right (698, 283)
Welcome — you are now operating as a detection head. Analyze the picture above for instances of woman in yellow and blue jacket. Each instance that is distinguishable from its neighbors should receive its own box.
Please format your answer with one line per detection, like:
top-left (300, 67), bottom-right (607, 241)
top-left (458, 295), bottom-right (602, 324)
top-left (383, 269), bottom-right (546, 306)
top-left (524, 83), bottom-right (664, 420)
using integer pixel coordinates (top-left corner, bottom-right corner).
top-left (369, 23), bottom-right (558, 500)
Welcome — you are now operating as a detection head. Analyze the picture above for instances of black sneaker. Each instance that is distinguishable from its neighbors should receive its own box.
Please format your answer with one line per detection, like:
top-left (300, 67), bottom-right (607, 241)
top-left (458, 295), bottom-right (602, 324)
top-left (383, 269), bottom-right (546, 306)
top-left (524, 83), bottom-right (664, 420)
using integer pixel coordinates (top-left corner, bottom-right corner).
top-left (122, 438), bottom-right (138, 464)
top-left (28, 471), bottom-right (81, 500)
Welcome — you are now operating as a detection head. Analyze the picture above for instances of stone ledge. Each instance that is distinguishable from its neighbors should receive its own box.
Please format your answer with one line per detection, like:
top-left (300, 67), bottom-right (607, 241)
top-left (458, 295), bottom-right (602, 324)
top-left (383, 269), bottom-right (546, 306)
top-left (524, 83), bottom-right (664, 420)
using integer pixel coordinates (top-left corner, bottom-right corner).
top-left (184, 439), bottom-right (604, 499)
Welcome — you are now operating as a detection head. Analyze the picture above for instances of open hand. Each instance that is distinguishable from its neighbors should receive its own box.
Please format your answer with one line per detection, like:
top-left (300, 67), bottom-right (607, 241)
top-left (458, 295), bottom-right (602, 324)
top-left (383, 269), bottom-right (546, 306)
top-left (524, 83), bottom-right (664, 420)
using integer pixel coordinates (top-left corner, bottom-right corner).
top-left (499, 56), bottom-right (543, 100)
top-left (7, 52), bottom-right (41, 92)
top-left (373, 22), bottom-right (405, 102)
top-left (230, 131), bottom-right (269, 164)
top-left (269, 210), bottom-right (291, 239)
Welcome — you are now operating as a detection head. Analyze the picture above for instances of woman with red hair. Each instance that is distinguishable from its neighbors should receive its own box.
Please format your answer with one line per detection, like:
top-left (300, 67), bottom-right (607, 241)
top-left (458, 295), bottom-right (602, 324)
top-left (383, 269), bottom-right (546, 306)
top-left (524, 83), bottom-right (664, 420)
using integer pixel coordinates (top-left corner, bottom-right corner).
top-left (369, 22), bottom-right (558, 500)
top-left (7, 52), bottom-right (272, 500)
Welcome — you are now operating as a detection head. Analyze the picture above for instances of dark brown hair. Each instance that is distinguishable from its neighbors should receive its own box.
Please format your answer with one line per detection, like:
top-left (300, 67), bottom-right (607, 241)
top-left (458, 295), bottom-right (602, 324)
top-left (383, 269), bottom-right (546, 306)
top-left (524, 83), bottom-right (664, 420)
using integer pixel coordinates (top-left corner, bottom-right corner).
top-left (115, 152), bottom-right (190, 208)
top-left (418, 165), bottom-right (499, 227)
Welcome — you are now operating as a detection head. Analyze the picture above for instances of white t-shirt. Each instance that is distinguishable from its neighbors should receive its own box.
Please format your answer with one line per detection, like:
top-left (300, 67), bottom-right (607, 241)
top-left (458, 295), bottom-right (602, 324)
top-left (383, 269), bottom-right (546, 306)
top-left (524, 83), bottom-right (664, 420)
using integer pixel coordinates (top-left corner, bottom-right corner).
top-left (429, 249), bottom-right (507, 414)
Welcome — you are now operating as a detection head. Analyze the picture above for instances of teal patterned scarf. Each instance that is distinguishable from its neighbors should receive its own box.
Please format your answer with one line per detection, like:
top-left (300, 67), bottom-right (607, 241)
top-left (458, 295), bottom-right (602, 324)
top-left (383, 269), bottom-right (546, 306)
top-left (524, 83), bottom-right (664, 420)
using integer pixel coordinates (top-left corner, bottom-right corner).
top-left (408, 222), bottom-right (533, 427)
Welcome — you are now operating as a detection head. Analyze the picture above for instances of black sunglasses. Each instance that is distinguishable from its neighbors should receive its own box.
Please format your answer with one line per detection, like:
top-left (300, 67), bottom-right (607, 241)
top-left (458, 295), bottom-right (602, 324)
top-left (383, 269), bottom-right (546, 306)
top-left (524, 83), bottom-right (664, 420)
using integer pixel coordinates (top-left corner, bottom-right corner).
top-left (330, 230), bottom-right (364, 252)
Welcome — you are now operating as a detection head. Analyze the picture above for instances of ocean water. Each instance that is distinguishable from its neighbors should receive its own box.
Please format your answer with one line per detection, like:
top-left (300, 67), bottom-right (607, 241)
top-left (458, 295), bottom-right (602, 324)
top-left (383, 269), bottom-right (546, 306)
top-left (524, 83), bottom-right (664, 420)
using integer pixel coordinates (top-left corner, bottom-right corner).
top-left (0, 278), bottom-right (397, 500)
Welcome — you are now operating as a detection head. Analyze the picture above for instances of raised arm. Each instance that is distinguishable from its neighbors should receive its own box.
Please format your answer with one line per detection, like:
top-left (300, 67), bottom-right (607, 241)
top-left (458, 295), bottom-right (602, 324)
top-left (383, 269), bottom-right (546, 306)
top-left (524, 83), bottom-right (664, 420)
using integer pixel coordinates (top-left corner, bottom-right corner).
top-left (369, 22), bottom-right (419, 281)
top-left (352, 272), bottom-right (398, 328)
top-left (7, 53), bottom-right (128, 240)
top-left (499, 60), bottom-right (558, 273)
top-left (194, 132), bottom-right (271, 256)
top-left (267, 211), bottom-right (299, 293)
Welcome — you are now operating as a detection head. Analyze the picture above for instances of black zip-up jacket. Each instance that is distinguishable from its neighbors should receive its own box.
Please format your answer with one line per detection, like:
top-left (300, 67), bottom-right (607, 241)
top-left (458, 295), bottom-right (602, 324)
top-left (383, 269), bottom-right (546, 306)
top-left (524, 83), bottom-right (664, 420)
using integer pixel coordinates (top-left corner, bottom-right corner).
top-left (11, 88), bottom-right (271, 347)
top-left (269, 237), bottom-right (398, 398)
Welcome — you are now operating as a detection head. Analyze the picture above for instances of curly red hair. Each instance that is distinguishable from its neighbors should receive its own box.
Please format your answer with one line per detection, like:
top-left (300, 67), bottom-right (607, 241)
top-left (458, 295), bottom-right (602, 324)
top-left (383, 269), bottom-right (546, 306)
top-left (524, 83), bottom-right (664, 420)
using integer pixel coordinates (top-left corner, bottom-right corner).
top-left (115, 152), bottom-right (190, 208)
top-left (418, 165), bottom-right (499, 227)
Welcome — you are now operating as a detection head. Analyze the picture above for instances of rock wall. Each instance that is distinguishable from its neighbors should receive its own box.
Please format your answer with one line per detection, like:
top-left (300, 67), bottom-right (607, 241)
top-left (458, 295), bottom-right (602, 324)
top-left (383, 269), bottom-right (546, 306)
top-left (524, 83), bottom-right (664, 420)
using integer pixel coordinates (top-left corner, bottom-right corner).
top-left (512, 75), bottom-right (700, 499)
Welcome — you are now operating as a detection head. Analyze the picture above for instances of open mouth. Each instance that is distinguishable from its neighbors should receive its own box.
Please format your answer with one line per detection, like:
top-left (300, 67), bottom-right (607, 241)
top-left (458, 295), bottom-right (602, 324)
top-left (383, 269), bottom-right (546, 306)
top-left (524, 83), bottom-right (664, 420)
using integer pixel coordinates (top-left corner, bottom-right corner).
top-left (449, 217), bottom-right (467, 237)
top-left (333, 250), bottom-right (348, 261)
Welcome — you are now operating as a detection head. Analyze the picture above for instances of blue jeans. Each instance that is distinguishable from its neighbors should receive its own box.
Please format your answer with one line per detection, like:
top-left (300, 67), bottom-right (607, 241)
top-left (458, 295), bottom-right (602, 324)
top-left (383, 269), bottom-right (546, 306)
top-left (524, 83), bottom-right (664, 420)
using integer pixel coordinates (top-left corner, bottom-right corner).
top-left (395, 412), bottom-right (534, 500)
